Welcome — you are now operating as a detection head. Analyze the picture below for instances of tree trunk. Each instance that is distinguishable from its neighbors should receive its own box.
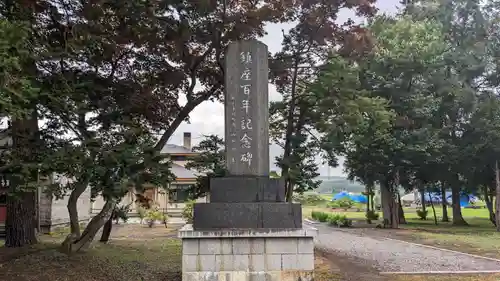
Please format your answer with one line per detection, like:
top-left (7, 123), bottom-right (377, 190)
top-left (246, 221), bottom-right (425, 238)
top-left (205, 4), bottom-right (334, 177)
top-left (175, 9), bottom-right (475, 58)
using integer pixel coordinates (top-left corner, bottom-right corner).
top-left (428, 191), bottom-right (438, 225)
top-left (380, 182), bottom-right (399, 228)
top-left (420, 188), bottom-right (426, 213)
top-left (495, 161), bottom-right (500, 231)
top-left (67, 183), bottom-right (88, 237)
top-left (5, 115), bottom-right (39, 247)
top-left (61, 199), bottom-right (116, 253)
top-left (5, 191), bottom-right (37, 247)
top-left (441, 183), bottom-right (449, 222)
top-left (451, 181), bottom-right (467, 226)
top-left (99, 216), bottom-right (113, 243)
top-left (397, 193), bottom-right (406, 224)
top-left (282, 61), bottom-right (300, 203)
top-left (484, 185), bottom-right (496, 226)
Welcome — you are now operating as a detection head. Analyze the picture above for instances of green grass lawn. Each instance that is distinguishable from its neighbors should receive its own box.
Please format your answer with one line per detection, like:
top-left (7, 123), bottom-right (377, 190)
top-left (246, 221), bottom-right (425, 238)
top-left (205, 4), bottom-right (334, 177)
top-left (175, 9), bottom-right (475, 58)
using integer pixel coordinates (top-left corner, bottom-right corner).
top-left (0, 224), bottom-right (343, 281)
top-left (0, 224), bottom-right (182, 281)
top-left (394, 218), bottom-right (500, 259)
top-left (303, 204), bottom-right (500, 259)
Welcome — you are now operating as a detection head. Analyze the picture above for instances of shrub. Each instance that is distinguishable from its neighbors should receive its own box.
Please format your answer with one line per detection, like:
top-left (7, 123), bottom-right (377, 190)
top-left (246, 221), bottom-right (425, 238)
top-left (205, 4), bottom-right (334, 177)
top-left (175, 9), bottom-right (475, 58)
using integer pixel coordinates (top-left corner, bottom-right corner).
top-left (182, 200), bottom-right (195, 224)
top-left (326, 214), bottom-right (352, 227)
top-left (337, 215), bottom-right (353, 227)
top-left (337, 198), bottom-right (354, 210)
top-left (311, 211), bottom-right (329, 222)
top-left (137, 206), bottom-right (147, 224)
top-left (416, 209), bottom-right (428, 220)
top-left (365, 210), bottom-right (380, 223)
top-left (145, 208), bottom-right (167, 227)
top-left (327, 201), bottom-right (340, 208)
top-left (327, 214), bottom-right (341, 226)
top-left (293, 194), bottom-right (327, 206)
top-left (113, 204), bottom-right (131, 224)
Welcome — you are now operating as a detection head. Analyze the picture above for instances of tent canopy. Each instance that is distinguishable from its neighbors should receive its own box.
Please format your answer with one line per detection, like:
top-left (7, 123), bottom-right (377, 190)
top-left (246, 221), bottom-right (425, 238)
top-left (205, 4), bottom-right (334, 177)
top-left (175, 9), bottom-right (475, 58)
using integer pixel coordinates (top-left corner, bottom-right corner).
top-left (419, 191), bottom-right (477, 207)
top-left (332, 191), bottom-right (367, 203)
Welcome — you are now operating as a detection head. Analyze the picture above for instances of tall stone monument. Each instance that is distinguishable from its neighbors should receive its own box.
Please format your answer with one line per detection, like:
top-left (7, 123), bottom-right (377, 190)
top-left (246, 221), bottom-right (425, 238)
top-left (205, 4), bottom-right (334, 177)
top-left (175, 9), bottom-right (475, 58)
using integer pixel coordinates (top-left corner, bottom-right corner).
top-left (179, 40), bottom-right (317, 281)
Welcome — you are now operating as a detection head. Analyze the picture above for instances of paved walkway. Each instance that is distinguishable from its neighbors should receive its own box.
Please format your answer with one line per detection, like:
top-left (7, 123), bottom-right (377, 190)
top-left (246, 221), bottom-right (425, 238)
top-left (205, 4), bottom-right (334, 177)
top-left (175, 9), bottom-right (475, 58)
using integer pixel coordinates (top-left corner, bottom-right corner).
top-left (310, 222), bottom-right (500, 272)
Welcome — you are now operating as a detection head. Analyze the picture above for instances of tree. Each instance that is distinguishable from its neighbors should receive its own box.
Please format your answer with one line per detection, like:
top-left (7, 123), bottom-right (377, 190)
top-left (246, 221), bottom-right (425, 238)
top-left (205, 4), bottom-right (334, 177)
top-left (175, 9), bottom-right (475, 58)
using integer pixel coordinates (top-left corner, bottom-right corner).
top-left (185, 135), bottom-right (226, 199)
top-left (269, 0), bottom-right (377, 201)
top-left (0, 1), bottom-right (41, 247)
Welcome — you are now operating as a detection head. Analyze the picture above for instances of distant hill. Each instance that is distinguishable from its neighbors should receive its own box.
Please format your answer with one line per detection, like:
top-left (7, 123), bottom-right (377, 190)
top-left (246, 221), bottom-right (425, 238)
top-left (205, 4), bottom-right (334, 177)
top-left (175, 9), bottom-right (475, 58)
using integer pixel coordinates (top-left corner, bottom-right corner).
top-left (314, 176), bottom-right (365, 194)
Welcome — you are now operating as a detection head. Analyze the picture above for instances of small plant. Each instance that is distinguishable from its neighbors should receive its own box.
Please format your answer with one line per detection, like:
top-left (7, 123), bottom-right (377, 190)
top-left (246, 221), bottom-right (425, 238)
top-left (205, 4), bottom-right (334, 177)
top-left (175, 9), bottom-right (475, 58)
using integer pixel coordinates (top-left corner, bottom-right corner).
top-left (327, 213), bottom-right (341, 226)
top-left (145, 208), bottom-right (166, 227)
top-left (365, 210), bottom-right (380, 224)
top-left (327, 201), bottom-right (340, 208)
top-left (182, 200), bottom-right (195, 224)
top-left (137, 206), bottom-right (147, 224)
top-left (336, 198), bottom-right (354, 210)
top-left (298, 194), bottom-right (327, 205)
top-left (113, 204), bottom-right (131, 224)
top-left (327, 214), bottom-right (352, 227)
top-left (311, 211), bottom-right (329, 222)
top-left (416, 209), bottom-right (428, 220)
top-left (337, 215), bottom-right (353, 227)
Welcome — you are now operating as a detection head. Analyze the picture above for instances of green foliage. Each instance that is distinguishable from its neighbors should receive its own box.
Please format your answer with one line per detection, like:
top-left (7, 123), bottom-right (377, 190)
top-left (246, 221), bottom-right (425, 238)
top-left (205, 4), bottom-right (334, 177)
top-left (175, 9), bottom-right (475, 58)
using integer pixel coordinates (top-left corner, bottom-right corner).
top-left (113, 204), bottom-right (131, 224)
top-left (145, 208), bottom-right (167, 228)
top-left (336, 198), bottom-right (354, 209)
top-left (182, 200), bottom-right (195, 224)
top-left (416, 209), bottom-right (428, 220)
top-left (365, 210), bottom-right (380, 222)
top-left (311, 211), bottom-right (329, 222)
top-left (327, 214), bottom-right (353, 227)
top-left (137, 206), bottom-right (147, 223)
top-left (292, 194), bottom-right (327, 206)
top-left (185, 135), bottom-right (227, 199)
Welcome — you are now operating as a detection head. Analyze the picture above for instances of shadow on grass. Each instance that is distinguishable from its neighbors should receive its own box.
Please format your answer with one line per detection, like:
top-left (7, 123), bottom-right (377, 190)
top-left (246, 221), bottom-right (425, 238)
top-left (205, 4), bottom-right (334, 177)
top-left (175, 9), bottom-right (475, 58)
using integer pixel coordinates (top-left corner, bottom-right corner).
top-left (0, 226), bottom-right (182, 281)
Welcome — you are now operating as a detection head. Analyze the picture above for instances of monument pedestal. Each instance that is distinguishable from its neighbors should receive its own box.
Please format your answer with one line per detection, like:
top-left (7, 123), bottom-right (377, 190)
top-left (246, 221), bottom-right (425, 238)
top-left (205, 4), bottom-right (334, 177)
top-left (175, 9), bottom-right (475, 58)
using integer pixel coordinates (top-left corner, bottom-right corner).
top-left (180, 39), bottom-right (316, 281)
top-left (179, 225), bottom-right (317, 281)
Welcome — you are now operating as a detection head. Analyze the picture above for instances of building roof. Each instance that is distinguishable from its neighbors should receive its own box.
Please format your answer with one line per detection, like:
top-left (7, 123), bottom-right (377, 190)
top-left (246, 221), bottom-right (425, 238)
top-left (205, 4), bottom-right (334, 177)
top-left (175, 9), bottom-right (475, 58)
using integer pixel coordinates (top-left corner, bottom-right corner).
top-left (171, 163), bottom-right (198, 179)
top-left (160, 144), bottom-right (195, 155)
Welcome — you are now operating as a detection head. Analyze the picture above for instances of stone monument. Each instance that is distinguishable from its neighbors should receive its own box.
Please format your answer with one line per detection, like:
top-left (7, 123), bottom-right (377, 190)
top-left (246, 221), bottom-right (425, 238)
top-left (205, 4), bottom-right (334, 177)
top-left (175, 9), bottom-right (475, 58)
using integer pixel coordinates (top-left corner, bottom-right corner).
top-left (179, 40), bottom-right (317, 281)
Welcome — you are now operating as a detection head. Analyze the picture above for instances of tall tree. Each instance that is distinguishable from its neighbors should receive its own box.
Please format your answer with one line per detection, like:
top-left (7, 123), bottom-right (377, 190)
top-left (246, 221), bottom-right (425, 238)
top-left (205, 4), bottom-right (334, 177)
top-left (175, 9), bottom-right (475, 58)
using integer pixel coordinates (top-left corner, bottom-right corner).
top-left (1, 0), bottom-right (42, 247)
top-left (269, 0), bottom-right (377, 201)
top-left (185, 135), bottom-right (226, 199)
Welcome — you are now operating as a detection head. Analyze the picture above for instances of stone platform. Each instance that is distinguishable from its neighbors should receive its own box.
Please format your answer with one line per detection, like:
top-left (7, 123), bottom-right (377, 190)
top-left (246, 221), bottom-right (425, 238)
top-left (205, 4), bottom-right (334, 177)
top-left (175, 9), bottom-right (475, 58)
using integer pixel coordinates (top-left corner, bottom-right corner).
top-left (179, 224), bottom-right (318, 281)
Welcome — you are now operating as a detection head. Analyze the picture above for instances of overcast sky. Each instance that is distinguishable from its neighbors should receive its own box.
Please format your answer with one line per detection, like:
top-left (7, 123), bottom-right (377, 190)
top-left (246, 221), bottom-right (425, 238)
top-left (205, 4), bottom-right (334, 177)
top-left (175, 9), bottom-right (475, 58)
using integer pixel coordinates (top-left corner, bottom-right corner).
top-left (169, 0), bottom-right (401, 178)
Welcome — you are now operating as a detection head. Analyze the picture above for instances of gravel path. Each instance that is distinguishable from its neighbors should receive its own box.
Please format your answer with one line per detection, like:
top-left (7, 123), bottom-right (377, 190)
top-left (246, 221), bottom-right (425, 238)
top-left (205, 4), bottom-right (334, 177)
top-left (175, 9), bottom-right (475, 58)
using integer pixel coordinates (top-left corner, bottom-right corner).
top-left (311, 222), bottom-right (500, 272)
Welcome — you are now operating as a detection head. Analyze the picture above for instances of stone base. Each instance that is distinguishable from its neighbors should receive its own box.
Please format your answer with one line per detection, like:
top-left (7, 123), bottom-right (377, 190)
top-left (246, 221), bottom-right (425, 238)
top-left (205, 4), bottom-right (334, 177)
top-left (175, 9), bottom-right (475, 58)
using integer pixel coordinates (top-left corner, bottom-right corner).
top-left (210, 176), bottom-right (285, 203)
top-left (192, 202), bottom-right (302, 230)
top-left (179, 225), bottom-right (317, 281)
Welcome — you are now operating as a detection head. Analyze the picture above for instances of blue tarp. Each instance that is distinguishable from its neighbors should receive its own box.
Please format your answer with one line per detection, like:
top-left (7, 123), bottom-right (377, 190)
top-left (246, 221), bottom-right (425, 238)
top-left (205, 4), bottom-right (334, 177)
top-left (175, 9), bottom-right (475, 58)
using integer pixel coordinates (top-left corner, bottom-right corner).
top-left (422, 191), bottom-right (477, 207)
top-left (332, 191), bottom-right (367, 203)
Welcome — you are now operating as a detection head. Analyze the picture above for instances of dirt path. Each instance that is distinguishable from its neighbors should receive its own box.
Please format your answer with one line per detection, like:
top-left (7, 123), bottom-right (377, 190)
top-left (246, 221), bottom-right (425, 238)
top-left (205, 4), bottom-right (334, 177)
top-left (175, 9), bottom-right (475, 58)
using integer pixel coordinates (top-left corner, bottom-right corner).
top-left (311, 222), bottom-right (500, 273)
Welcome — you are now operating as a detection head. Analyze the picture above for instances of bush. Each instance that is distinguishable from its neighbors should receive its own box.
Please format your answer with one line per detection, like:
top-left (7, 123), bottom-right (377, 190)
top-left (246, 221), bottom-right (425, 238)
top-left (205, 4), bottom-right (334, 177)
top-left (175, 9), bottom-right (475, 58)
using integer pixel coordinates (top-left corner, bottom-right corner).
top-left (145, 208), bottom-right (167, 227)
top-left (365, 210), bottom-right (380, 223)
top-left (113, 204), bottom-right (131, 224)
top-left (337, 198), bottom-right (354, 210)
top-left (311, 211), bottom-right (329, 222)
top-left (137, 206), bottom-right (147, 224)
top-left (327, 214), bottom-right (352, 227)
top-left (293, 194), bottom-right (327, 206)
top-left (327, 201), bottom-right (339, 208)
top-left (182, 200), bottom-right (195, 224)
top-left (416, 209), bottom-right (428, 220)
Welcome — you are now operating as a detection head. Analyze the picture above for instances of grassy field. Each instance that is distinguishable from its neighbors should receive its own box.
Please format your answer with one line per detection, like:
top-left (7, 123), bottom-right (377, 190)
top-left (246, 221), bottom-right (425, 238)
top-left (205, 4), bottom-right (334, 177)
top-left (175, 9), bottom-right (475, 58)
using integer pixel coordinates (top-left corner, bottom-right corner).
top-left (304, 202), bottom-right (500, 260)
top-left (303, 205), bottom-right (491, 220)
top-left (388, 218), bottom-right (500, 259)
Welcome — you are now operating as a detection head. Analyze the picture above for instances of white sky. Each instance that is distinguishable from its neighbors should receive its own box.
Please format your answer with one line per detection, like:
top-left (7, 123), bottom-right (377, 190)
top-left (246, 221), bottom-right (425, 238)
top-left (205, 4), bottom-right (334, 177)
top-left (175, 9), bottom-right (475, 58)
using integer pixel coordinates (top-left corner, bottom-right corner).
top-left (168, 0), bottom-right (401, 177)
